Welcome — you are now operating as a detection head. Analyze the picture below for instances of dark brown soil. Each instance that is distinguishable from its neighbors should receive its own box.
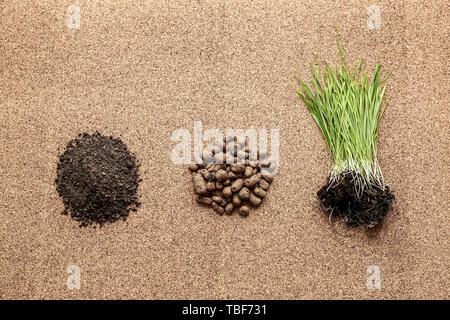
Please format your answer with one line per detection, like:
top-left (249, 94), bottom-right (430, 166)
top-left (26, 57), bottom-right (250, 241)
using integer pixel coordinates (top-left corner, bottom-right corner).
top-left (317, 174), bottom-right (394, 227)
top-left (55, 132), bottom-right (141, 227)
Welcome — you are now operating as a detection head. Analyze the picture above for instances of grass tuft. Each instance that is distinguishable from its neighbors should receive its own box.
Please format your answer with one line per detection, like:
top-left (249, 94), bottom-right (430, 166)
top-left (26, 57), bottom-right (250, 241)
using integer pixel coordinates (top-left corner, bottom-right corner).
top-left (296, 35), bottom-right (389, 197)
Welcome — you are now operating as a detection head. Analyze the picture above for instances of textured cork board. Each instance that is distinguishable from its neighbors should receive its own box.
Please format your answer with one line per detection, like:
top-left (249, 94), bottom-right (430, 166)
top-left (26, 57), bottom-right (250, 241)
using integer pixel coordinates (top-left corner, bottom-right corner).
top-left (1, 0), bottom-right (448, 299)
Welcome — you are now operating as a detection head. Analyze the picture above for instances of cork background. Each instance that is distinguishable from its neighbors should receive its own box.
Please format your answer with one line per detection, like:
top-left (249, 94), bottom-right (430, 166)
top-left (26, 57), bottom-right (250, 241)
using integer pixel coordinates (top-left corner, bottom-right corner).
top-left (1, 0), bottom-right (448, 299)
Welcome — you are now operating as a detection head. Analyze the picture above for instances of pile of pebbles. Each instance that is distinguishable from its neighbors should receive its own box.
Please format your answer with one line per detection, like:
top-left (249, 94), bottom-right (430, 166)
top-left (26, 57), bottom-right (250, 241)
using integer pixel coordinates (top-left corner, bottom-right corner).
top-left (188, 137), bottom-right (275, 217)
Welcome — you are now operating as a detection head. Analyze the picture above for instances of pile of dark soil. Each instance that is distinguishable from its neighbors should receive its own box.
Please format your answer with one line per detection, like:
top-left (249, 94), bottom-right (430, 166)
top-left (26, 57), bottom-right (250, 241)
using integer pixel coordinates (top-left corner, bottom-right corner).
top-left (317, 174), bottom-right (394, 227)
top-left (55, 132), bottom-right (141, 227)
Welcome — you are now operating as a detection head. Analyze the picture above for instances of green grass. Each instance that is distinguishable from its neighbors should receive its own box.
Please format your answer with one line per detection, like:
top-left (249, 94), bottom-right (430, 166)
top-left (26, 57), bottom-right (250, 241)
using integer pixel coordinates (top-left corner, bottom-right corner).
top-left (296, 36), bottom-right (389, 197)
